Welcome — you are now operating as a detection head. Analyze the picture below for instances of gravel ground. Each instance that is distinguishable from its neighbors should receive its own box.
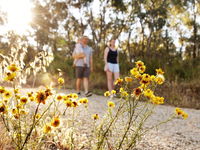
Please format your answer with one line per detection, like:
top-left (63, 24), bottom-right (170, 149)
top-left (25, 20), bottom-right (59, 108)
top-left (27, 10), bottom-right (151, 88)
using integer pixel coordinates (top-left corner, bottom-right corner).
top-left (16, 88), bottom-right (200, 149)
top-left (66, 90), bottom-right (200, 150)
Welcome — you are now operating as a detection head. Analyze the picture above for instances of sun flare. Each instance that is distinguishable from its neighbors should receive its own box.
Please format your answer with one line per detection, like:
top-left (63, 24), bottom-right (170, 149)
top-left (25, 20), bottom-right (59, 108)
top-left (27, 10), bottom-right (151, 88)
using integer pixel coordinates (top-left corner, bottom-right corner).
top-left (0, 0), bottom-right (33, 34)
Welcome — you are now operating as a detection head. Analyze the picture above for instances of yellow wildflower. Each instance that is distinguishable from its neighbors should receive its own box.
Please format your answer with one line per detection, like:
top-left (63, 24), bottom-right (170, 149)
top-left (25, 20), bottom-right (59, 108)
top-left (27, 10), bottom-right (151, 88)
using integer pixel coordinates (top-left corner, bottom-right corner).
top-left (58, 77), bottom-right (64, 85)
top-left (175, 107), bottom-right (188, 119)
top-left (79, 98), bottom-right (88, 104)
top-left (143, 89), bottom-right (154, 99)
top-left (29, 96), bottom-right (35, 101)
top-left (114, 78), bottom-right (123, 85)
top-left (107, 101), bottom-right (115, 108)
top-left (150, 75), bottom-right (156, 81)
top-left (35, 114), bottom-right (41, 119)
top-left (139, 65), bottom-right (146, 73)
top-left (65, 100), bottom-right (73, 107)
top-left (20, 109), bottom-right (28, 115)
top-left (4, 72), bottom-right (16, 81)
top-left (182, 112), bottom-right (188, 119)
top-left (104, 91), bottom-right (110, 97)
top-left (72, 93), bottom-right (78, 99)
top-left (130, 68), bottom-right (139, 76)
top-left (36, 90), bottom-right (47, 104)
top-left (125, 77), bottom-right (133, 82)
top-left (20, 97), bottom-right (28, 104)
top-left (111, 90), bottom-right (116, 95)
top-left (27, 92), bottom-right (33, 97)
top-left (119, 88), bottom-right (124, 93)
top-left (92, 114), bottom-right (99, 120)
top-left (140, 74), bottom-right (151, 85)
top-left (0, 103), bottom-right (7, 114)
top-left (150, 96), bottom-right (164, 105)
top-left (45, 87), bottom-right (53, 97)
top-left (14, 89), bottom-right (19, 94)
top-left (0, 86), bottom-right (5, 94)
top-left (133, 88), bottom-right (142, 97)
top-left (156, 68), bottom-right (164, 75)
top-left (7, 64), bottom-right (20, 72)
top-left (43, 124), bottom-right (52, 134)
top-left (121, 91), bottom-right (129, 97)
top-left (12, 108), bottom-right (18, 115)
top-left (51, 116), bottom-right (60, 127)
top-left (56, 94), bottom-right (63, 101)
top-left (155, 74), bottom-right (165, 85)
top-left (135, 60), bottom-right (144, 68)
top-left (3, 90), bottom-right (12, 99)
top-left (72, 101), bottom-right (78, 107)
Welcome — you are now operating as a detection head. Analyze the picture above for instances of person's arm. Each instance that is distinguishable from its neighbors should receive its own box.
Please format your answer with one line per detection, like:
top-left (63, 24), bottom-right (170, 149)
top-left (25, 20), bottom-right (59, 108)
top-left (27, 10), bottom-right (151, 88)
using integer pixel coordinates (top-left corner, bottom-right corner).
top-left (117, 51), bottom-right (119, 63)
top-left (90, 53), bottom-right (93, 72)
top-left (104, 47), bottom-right (109, 64)
top-left (72, 53), bottom-right (85, 59)
top-left (72, 44), bottom-right (85, 59)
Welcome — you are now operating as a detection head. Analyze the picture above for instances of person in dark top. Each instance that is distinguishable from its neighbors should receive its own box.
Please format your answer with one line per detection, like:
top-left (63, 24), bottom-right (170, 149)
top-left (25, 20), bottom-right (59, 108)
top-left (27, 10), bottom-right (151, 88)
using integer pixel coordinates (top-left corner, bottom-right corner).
top-left (104, 39), bottom-right (120, 92)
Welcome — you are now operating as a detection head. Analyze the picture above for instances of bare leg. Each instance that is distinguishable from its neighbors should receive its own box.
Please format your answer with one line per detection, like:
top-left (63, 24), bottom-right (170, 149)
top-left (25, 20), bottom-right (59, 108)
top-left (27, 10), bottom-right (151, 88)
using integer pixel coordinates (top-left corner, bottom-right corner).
top-left (83, 77), bottom-right (89, 93)
top-left (106, 71), bottom-right (113, 91)
top-left (114, 72), bottom-right (120, 89)
top-left (76, 78), bottom-right (82, 92)
top-left (114, 72), bottom-right (120, 81)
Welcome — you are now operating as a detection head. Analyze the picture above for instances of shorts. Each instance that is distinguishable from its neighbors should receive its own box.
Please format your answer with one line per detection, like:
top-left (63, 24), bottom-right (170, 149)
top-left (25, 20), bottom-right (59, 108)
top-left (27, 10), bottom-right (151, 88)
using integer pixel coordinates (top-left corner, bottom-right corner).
top-left (75, 67), bottom-right (90, 78)
top-left (107, 63), bottom-right (120, 73)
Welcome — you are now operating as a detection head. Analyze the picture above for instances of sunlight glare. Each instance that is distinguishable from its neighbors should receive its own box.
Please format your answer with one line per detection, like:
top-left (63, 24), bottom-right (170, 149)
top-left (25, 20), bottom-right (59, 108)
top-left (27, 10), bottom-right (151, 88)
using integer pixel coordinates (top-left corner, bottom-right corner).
top-left (0, 0), bottom-right (33, 34)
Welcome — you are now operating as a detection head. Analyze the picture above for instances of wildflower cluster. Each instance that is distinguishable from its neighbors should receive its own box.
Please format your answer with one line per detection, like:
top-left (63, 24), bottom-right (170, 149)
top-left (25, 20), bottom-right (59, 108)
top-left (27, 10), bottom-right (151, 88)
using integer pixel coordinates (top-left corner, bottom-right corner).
top-left (96, 60), bottom-right (188, 150)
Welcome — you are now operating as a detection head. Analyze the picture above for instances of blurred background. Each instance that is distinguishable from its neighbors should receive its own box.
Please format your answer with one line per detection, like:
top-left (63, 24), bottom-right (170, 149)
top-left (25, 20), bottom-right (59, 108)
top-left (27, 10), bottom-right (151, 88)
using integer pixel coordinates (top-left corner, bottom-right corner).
top-left (0, 0), bottom-right (199, 108)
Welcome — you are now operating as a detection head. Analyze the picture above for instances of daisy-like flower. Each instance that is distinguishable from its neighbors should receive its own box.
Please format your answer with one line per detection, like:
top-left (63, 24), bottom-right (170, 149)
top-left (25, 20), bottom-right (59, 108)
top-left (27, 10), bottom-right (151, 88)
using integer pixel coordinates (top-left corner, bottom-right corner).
top-left (72, 93), bottom-right (78, 99)
top-left (133, 88), bottom-right (142, 97)
top-left (19, 109), bottom-right (28, 115)
top-left (65, 100), bottom-right (73, 107)
top-left (58, 77), bottom-right (64, 85)
top-left (125, 77), bottom-right (133, 82)
top-left (51, 116), bottom-right (60, 127)
top-left (56, 94), bottom-right (63, 101)
top-left (114, 78), bottom-right (123, 85)
top-left (0, 86), bottom-right (5, 94)
top-left (175, 108), bottom-right (188, 119)
top-left (36, 90), bottom-right (47, 104)
top-left (3, 90), bottom-right (12, 99)
top-left (135, 60), bottom-right (144, 68)
top-left (156, 68), bottom-right (164, 75)
top-left (79, 98), bottom-right (89, 104)
top-left (12, 108), bottom-right (18, 115)
top-left (130, 68), bottom-right (139, 76)
top-left (139, 65), bottom-right (146, 73)
top-left (27, 92), bottom-right (33, 97)
top-left (4, 72), bottom-right (16, 82)
top-left (7, 64), bottom-right (20, 72)
top-left (107, 101), bottom-right (115, 108)
top-left (92, 114), bottom-right (99, 120)
top-left (72, 101), bottom-right (78, 107)
top-left (20, 97), bottom-right (28, 104)
top-left (104, 91), bottom-right (110, 97)
top-left (0, 103), bottom-right (7, 114)
top-left (143, 89), bottom-right (154, 99)
top-left (43, 124), bottom-right (52, 133)
top-left (150, 96), bottom-right (164, 105)
top-left (155, 74), bottom-right (165, 85)
top-left (140, 74), bottom-right (151, 85)
top-left (111, 90), bottom-right (116, 95)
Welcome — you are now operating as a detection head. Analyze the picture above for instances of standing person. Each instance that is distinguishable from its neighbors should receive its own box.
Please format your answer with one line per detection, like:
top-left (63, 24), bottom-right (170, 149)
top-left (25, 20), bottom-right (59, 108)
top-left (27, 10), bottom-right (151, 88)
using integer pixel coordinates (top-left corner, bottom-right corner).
top-left (104, 39), bottom-right (120, 92)
top-left (73, 36), bottom-right (93, 97)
